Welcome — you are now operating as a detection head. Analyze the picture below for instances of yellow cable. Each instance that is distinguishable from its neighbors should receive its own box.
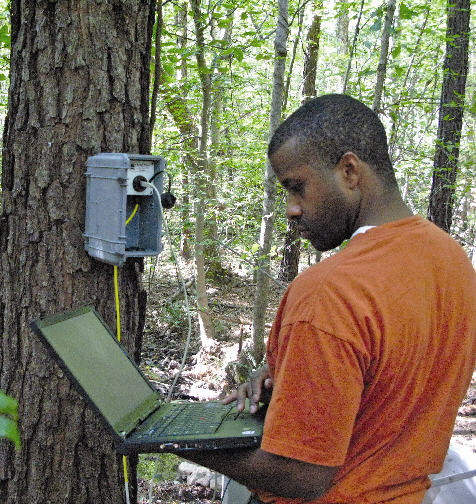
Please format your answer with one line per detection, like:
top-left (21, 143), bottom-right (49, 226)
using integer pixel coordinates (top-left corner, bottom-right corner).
top-left (123, 455), bottom-right (129, 483)
top-left (114, 204), bottom-right (138, 504)
top-left (114, 266), bottom-right (121, 342)
top-left (125, 203), bottom-right (139, 226)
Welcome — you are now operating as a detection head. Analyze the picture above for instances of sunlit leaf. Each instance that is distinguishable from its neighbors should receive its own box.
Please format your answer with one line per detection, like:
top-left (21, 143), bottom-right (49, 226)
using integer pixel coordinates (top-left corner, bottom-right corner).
top-left (0, 390), bottom-right (18, 420)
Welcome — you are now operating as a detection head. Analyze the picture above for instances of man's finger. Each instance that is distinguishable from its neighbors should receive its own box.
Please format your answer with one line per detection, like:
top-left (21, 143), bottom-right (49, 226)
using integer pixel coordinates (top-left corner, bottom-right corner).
top-left (221, 390), bottom-right (238, 405)
top-left (236, 382), bottom-right (252, 412)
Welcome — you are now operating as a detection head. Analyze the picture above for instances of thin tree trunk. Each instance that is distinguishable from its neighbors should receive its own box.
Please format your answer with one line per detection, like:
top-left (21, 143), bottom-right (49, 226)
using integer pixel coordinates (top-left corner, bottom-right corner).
top-left (176, 2), bottom-right (193, 260)
top-left (302, 12), bottom-right (321, 101)
top-left (0, 1), bottom-right (155, 502)
top-left (149, 0), bottom-right (163, 151)
top-left (372, 0), bottom-right (397, 113)
top-left (388, 2), bottom-right (432, 161)
top-left (282, 5), bottom-right (304, 113)
top-left (336, 1), bottom-right (350, 55)
top-left (190, 0), bottom-right (215, 345)
top-left (251, 0), bottom-right (289, 363)
top-left (427, 0), bottom-right (470, 232)
top-left (343, 0), bottom-right (365, 94)
top-left (204, 14), bottom-right (235, 274)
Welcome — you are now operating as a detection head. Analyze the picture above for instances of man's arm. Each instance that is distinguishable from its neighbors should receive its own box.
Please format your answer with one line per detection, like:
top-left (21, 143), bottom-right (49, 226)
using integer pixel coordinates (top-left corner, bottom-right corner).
top-left (181, 447), bottom-right (339, 501)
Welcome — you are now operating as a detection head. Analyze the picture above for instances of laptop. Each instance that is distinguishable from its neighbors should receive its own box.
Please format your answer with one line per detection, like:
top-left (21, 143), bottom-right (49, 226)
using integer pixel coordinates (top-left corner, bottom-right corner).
top-left (31, 306), bottom-right (264, 455)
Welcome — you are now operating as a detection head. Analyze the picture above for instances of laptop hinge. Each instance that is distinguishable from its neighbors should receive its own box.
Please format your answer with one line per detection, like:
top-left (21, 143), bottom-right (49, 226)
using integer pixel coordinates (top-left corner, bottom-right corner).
top-left (114, 393), bottom-right (161, 436)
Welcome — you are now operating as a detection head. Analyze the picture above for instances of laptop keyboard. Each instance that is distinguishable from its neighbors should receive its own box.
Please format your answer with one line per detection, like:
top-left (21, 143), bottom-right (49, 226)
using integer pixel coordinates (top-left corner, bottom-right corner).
top-left (148, 402), bottom-right (234, 437)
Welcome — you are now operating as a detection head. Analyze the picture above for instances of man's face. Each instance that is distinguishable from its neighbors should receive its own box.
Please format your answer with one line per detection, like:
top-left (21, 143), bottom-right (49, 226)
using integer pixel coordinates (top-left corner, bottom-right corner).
top-left (270, 137), bottom-right (357, 252)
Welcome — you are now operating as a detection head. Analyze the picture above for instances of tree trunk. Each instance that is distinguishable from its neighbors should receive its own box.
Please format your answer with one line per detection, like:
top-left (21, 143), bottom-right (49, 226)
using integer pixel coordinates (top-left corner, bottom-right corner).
top-left (251, 0), bottom-right (288, 363)
top-left (336, 1), bottom-right (349, 55)
top-left (190, 0), bottom-right (215, 345)
top-left (302, 12), bottom-right (321, 102)
top-left (282, 6), bottom-right (303, 113)
top-left (372, 0), bottom-right (397, 113)
top-left (427, 0), bottom-right (470, 233)
top-left (0, 1), bottom-right (155, 503)
top-left (343, 0), bottom-right (365, 94)
top-left (149, 0), bottom-right (163, 151)
top-left (204, 14), bottom-right (235, 276)
top-left (171, 2), bottom-right (194, 260)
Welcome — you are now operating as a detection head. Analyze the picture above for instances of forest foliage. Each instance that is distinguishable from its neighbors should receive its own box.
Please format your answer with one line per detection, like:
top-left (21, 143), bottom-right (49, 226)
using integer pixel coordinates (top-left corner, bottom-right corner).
top-left (149, 0), bottom-right (476, 272)
top-left (0, 1), bottom-right (474, 271)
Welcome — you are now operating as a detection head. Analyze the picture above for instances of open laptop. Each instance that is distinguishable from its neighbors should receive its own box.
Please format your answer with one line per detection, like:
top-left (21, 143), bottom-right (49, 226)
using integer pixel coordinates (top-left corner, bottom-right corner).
top-left (31, 306), bottom-right (264, 455)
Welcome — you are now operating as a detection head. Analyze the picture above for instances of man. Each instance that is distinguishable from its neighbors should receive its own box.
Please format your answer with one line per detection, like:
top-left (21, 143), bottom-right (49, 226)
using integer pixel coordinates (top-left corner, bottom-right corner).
top-left (183, 94), bottom-right (476, 503)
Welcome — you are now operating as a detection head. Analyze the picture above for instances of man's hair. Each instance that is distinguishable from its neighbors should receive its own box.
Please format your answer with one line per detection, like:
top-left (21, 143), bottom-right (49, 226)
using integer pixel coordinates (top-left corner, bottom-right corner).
top-left (268, 94), bottom-right (397, 187)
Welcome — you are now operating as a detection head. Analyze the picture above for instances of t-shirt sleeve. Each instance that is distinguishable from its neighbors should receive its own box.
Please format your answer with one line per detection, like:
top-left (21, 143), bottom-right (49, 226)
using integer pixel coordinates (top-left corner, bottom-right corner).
top-left (261, 322), bottom-right (365, 467)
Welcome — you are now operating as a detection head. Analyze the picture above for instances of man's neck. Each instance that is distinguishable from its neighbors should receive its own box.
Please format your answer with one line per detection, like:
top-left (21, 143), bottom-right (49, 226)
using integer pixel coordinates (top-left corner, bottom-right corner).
top-left (356, 191), bottom-right (413, 230)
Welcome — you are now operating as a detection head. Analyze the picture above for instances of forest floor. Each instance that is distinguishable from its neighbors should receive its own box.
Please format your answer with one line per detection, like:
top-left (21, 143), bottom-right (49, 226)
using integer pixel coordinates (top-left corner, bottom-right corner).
top-left (136, 257), bottom-right (476, 503)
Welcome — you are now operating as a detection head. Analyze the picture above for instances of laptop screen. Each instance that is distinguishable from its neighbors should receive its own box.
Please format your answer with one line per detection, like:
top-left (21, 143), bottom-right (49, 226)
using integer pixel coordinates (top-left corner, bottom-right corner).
top-left (36, 307), bottom-right (156, 431)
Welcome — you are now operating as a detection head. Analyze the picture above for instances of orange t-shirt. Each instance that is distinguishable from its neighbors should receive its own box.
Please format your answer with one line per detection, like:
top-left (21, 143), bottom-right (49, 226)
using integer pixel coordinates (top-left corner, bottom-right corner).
top-left (259, 216), bottom-right (476, 504)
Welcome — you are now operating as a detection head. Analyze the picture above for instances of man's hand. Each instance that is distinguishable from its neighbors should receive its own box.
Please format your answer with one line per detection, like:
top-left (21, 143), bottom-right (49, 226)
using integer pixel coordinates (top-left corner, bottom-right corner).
top-left (222, 364), bottom-right (273, 414)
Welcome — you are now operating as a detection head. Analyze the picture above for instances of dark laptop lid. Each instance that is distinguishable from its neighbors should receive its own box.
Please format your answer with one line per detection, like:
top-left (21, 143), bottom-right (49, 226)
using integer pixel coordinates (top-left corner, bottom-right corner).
top-left (32, 306), bottom-right (160, 435)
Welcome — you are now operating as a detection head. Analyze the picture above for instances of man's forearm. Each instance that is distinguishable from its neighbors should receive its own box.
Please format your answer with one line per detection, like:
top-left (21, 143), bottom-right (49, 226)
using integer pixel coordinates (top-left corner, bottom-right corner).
top-left (181, 447), bottom-right (338, 501)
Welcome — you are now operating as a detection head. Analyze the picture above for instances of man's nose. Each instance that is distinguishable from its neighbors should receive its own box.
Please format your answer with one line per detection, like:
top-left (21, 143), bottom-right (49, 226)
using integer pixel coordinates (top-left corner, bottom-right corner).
top-left (286, 198), bottom-right (302, 220)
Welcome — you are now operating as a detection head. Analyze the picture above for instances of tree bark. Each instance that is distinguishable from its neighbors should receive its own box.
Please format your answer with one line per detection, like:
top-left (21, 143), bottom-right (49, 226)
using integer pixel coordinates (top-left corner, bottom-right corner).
top-left (0, 1), bottom-right (155, 503)
top-left (372, 0), bottom-right (397, 113)
top-left (302, 12), bottom-right (321, 102)
top-left (336, 1), bottom-right (349, 55)
top-left (251, 0), bottom-right (288, 363)
top-left (427, 0), bottom-right (470, 233)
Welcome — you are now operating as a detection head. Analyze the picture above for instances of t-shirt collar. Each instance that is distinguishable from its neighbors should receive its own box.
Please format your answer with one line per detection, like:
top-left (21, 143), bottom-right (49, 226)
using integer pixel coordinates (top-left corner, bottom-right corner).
top-left (351, 225), bottom-right (377, 239)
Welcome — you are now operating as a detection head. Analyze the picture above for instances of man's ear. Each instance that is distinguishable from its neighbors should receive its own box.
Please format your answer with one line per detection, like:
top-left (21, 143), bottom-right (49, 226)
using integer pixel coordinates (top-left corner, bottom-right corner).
top-left (335, 152), bottom-right (362, 190)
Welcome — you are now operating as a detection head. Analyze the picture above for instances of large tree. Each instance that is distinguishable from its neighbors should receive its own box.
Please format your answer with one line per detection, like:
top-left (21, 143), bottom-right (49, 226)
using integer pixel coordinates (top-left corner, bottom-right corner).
top-left (0, 1), bottom-right (156, 502)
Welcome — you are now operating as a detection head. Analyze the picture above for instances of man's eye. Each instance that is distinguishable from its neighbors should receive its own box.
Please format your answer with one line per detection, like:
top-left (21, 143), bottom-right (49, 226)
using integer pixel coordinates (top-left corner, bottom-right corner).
top-left (290, 182), bottom-right (304, 194)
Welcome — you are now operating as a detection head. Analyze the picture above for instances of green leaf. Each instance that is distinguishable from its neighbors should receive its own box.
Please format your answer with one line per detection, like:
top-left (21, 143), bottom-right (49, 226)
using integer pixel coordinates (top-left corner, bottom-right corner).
top-left (251, 243), bottom-right (260, 253)
top-left (217, 18), bottom-right (232, 29)
top-left (0, 415), bottom-right (21, 450)
top-left (369, 18), bottom-right (382, 32)
top-left (391, 44), bottom-right (402, 59)
top-left (393, 65), bottom-right (406, 78)
top-left (0, 390), bottom-right (18, 420)
top-left (399, 3), bottom-right (416, 20)
top-left (163, 62), bottom-right (174, 76)
top-left (233, 47), bottom-right (244, 62)
top-left (0, 391), bottom-right (20, 450)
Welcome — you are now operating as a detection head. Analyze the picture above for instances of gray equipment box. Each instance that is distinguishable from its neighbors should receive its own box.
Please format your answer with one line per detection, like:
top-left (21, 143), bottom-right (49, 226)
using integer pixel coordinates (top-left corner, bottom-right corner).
top-left (84, 153), bottom-right (166, 266)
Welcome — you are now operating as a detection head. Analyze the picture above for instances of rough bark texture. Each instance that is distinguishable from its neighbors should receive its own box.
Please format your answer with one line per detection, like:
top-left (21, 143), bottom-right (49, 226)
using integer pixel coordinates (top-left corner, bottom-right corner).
top-left (427, 0), bottom-right (470, 232)
top-left (336, 1), bottom-right (349, 56)
top-left (0, 1), bottom-right (155, 502)
top-left (302, 13), bottom-right (321, 101)
top-left (251, 0), bottom-right (288, 363)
